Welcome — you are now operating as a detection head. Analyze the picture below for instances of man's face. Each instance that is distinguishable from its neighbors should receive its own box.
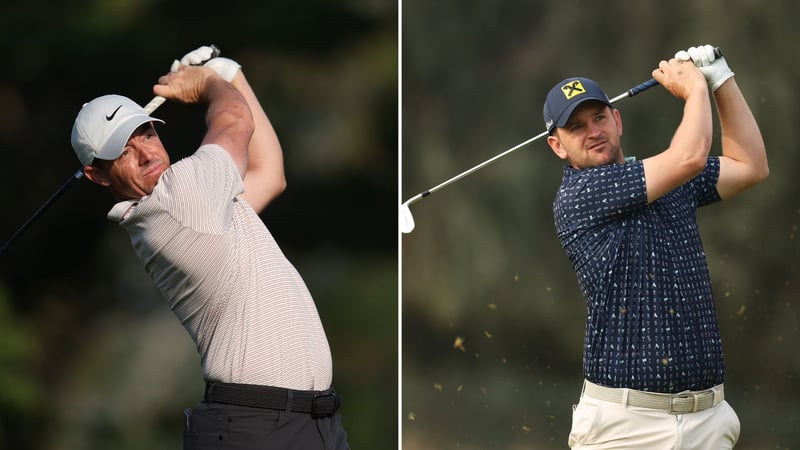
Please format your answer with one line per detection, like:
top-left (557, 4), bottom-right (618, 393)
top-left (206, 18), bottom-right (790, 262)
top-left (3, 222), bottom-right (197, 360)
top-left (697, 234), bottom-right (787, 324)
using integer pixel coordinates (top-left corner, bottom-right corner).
top-left (547, 101), bottom-right (624, 169)
top-left (86, 122), bottom-right (170, 200)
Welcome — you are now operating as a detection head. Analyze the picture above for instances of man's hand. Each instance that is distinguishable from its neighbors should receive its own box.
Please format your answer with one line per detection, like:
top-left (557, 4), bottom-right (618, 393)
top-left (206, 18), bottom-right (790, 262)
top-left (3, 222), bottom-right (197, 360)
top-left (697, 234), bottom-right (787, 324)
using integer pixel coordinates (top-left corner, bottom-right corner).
top-left (170, 46), bottom-right (217, 71)
top-left (675, 45), bottom-right (735, 92)
top-left (652, 58), bottom-right (708, 101)
top-left (153, 66), bottom-right (222, 104)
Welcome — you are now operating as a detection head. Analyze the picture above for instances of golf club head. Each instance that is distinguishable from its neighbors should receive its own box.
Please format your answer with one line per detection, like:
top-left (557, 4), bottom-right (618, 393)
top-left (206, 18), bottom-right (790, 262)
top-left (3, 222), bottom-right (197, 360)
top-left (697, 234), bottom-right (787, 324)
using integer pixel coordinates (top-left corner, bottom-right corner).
top-left (399, 201), bottom-right (415, 234)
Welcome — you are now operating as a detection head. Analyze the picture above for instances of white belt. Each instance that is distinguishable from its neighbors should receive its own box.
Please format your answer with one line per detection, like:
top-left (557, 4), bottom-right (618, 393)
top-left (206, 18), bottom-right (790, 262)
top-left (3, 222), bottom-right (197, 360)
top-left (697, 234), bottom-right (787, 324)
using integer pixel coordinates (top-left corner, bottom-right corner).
top-left (582, 380), bottom-right (724, 414)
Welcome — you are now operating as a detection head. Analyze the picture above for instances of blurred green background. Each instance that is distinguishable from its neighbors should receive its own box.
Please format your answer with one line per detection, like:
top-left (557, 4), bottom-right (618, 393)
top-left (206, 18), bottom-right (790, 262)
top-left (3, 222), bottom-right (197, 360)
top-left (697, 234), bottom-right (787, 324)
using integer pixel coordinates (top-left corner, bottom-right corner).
top-left (0, 0), bottom-right (397, 449)
top-left (402, 0), bottom-right (799, 449)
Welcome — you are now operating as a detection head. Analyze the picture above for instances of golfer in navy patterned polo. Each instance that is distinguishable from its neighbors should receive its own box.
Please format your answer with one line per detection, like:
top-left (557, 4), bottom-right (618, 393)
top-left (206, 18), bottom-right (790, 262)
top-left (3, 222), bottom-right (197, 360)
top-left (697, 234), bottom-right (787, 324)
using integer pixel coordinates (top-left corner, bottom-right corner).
top-left (544, 45), bottom-right (768, 449)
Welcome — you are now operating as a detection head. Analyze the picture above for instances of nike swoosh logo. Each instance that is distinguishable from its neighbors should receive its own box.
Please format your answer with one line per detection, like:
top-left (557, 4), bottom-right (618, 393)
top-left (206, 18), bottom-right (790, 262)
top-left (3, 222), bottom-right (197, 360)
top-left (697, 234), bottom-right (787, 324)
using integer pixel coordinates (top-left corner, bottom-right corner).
top-left (105, 105), bottom-right (123, 121)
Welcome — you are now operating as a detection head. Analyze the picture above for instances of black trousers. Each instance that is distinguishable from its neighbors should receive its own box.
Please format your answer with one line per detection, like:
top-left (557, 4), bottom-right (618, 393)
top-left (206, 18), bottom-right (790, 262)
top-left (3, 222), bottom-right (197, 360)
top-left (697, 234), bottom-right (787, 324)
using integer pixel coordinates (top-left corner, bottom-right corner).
top-left (183, 401), bottom-right (350, 450)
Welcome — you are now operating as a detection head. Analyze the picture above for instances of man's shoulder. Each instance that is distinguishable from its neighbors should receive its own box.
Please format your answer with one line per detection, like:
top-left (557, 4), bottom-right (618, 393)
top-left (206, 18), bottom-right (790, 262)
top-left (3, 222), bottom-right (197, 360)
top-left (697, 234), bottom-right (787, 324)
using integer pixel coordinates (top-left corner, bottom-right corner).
top-left (162, 144), bottom-right (237, 180)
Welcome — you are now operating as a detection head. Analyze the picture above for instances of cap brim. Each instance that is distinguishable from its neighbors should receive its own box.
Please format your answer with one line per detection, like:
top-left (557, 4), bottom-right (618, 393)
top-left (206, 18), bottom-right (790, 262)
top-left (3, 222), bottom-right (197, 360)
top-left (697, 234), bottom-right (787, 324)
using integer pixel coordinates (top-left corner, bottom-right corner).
top-left (95, 115), bottom-right (164, 162)
top-left (553, 96), bottom-right (611, 130)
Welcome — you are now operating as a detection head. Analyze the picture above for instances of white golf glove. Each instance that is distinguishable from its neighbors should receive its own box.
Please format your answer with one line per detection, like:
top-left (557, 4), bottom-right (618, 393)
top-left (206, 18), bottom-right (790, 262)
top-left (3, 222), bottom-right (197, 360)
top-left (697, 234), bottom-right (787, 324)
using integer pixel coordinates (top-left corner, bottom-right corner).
top-left (203, 57), bottom-right (241, 82)
top-left (171, 45), bottom-right (216, 72)
top-left (170, 46), bottom-right (241, 82)
top-left (674, 44), bottom-right (734, 91)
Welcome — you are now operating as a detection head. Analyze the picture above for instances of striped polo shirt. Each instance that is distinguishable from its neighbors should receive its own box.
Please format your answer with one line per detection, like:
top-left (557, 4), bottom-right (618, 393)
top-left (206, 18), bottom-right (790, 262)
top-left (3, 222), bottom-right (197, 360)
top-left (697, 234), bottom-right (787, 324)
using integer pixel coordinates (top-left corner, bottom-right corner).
top-left (108, 144), bottom-right (333, 391)
top-left (553, 157), bottom-right (724, 393)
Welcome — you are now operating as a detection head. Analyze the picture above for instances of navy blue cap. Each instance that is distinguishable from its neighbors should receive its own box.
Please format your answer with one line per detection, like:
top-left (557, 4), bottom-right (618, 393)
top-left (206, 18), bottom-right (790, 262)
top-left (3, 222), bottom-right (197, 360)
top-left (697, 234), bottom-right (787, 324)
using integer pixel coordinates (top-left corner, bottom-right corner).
top-left (543, 77), bottom-right (611, 134)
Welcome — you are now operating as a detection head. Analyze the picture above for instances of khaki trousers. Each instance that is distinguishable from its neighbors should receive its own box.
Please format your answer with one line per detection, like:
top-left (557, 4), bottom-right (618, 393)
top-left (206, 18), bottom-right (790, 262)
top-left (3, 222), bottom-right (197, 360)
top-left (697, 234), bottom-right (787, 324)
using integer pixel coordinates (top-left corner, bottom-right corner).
top-left (569, 387), bottom-right (740, 449)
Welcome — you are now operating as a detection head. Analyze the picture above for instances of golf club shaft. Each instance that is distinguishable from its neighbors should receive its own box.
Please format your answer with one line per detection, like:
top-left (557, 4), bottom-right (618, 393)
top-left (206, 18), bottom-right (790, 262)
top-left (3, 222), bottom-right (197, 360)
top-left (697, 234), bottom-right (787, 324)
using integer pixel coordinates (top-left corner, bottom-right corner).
top-left (0, 169), bottom-right (85, 255)
top-left (0, 45), bottom-right (221, 255)
top-left (401, 47), bottom-right (724, 233)
top-left (403, 77), bottom-right (660, 210)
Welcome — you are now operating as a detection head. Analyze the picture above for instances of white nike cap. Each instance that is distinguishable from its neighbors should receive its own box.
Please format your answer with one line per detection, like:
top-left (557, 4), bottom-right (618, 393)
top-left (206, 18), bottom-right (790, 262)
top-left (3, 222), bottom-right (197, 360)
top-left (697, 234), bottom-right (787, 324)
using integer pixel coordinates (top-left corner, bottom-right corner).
top-left (71, 94), bottom-right (164, 166)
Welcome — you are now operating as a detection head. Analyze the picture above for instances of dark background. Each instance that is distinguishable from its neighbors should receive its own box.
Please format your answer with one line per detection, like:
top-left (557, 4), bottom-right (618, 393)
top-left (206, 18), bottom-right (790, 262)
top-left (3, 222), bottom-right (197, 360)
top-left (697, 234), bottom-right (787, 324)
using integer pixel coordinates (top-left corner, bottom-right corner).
top-left (0, 1), bottom-right (397, 449)
top-left (402, 0), bottom-right (799, 449)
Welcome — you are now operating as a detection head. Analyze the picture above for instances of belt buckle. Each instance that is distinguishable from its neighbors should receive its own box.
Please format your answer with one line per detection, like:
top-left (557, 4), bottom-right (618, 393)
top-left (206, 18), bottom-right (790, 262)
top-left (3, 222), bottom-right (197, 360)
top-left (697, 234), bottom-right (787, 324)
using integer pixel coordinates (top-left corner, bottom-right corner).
top-left (667, 392), bottom-right (694, 414)
top-left (668, 389), bottom-right (713, 414)
top-left (311, 391), bottom-right (339, 419)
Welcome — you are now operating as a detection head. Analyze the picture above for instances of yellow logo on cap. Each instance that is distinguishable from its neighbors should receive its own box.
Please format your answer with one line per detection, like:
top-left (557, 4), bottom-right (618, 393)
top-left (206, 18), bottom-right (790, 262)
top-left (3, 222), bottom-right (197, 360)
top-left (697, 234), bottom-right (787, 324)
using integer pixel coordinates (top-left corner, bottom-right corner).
top-left (561, 80), bottom-right (586, 99)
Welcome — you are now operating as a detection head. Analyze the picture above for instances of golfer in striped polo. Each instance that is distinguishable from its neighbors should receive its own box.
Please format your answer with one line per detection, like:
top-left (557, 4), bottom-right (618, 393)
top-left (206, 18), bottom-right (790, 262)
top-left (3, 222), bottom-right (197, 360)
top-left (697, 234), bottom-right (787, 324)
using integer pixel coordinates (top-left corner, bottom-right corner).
top-left (71, 47), bottom-right (349, 449)
top-left (544, 45), bottom-right (767, 449)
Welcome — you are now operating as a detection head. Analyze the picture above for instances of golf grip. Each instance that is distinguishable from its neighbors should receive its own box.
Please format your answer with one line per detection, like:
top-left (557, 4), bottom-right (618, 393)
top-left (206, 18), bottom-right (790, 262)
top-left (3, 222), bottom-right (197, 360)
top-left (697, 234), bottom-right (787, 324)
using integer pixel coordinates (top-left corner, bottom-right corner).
top-left (625, 78), bottom-right (659, 98)
top-left (142, 44), bottom-right (221, 114)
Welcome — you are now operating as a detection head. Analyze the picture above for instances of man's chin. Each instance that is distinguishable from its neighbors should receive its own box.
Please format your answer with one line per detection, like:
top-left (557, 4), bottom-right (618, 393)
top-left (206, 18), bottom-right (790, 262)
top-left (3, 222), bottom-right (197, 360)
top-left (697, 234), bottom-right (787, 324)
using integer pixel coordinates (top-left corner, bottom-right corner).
top-left (142, 167), bottom-right (166, 186)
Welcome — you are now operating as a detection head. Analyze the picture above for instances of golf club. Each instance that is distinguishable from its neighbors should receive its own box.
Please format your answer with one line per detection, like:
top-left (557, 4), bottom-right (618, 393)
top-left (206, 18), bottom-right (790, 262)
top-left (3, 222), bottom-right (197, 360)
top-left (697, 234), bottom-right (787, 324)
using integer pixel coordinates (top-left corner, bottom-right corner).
top-left (0, 45), bottom-right (221, 256)
top-left (400, 48), bottom-right (722, 234)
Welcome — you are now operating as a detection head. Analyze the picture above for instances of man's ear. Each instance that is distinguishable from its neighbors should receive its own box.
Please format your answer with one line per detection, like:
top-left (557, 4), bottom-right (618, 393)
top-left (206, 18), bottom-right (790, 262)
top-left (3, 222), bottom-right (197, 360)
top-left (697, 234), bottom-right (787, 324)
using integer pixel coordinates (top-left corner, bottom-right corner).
top-left (82, 165), bottom-right (110, 187)
top-left (547, 134), bottom-right (568, 160)
top-left (613, 108), bottom-right (623, 137)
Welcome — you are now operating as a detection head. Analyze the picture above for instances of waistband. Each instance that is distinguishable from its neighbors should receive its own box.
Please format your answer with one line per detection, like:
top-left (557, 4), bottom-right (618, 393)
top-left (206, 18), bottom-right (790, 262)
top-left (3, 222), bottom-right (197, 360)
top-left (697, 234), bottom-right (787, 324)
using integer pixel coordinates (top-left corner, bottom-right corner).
top-left (204, 382), bottom-right (340, 418)
top-left (581, 379), bottom-right (724, 414)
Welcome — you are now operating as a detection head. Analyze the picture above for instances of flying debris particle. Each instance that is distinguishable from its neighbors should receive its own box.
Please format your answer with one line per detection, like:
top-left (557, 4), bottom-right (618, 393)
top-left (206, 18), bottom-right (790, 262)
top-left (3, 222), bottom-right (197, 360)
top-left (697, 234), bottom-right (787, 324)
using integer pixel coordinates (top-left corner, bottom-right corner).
top-left (408, 412), bottom-right (416, 421)
top-left (661, 357), bottom-right (670, 366)
top-left (453, 336), bottom-right (466, 352)
top-left (501, 357), bottom-right (508, 364)
top-left (521, 425), bottom-right (532, 433)
top-left (484, 330), bottom-right (493, 339)
top-left (457, 385), bottom-right (463, 392)
top-left (736, 305), bottom-right (746, 316)
top-left (487, 303), bottom-right (497, 310)
top-left (433, 383), bottom-right (443, 392)
top-left (514, 274), bottom-right (520, 282)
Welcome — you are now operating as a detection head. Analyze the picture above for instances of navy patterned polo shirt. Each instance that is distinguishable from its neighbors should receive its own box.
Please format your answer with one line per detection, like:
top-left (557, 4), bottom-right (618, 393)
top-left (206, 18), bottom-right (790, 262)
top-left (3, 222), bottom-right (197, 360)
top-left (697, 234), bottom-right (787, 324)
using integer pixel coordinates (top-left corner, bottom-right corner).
top-left (553, 157), bottom-right (724, 393)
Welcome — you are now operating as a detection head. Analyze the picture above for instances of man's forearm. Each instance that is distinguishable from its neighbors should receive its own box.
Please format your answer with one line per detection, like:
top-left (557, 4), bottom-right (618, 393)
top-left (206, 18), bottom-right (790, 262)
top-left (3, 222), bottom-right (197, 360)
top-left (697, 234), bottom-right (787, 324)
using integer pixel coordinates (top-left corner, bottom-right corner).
top-left (716, 79), bottom-right (768, 175)
top-left (230, 72), bottom-right (286, 212)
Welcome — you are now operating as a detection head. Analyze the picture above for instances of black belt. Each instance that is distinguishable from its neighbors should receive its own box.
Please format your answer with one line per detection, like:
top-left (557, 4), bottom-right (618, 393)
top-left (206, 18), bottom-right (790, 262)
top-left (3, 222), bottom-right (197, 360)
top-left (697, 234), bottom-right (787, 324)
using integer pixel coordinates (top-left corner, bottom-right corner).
top-left (204, 382), bottom-right (341, 418)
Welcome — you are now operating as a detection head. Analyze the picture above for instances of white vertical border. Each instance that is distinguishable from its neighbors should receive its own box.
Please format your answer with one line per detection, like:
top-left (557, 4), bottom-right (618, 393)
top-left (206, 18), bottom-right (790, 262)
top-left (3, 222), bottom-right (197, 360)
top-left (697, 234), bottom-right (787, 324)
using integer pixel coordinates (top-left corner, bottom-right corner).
top-left (396, 0), bottom-right (403, 447)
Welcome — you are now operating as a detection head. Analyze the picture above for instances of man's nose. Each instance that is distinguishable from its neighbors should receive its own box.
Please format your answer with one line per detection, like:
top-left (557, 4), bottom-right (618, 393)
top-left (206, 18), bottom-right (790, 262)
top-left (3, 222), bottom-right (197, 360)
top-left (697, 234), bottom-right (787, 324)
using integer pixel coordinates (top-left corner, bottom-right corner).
top-left (587, 122), bottom-right (603, 136)
top-left (137, 144), bottom-right (157, 163)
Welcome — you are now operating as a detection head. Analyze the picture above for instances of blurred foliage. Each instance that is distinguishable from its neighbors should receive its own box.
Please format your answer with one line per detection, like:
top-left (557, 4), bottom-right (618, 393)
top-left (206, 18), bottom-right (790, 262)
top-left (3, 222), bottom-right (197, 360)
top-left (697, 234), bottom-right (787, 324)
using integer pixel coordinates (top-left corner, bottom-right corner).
top-left (0, 0), bottom-right (397, 449)
top-left (402, 0), bottom-right (800, 449)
